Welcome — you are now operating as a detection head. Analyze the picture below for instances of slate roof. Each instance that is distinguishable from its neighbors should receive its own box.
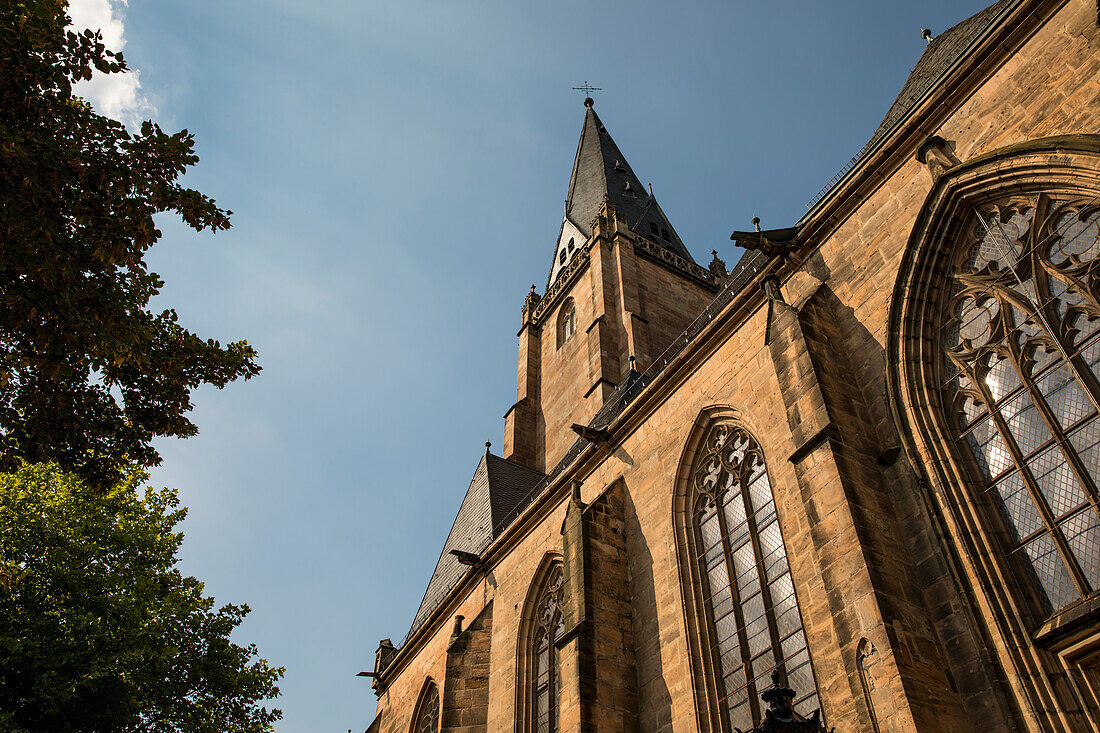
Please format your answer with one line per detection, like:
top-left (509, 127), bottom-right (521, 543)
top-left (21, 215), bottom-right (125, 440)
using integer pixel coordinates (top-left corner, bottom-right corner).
top-left (868, 0), bottom-right (1015, 151)
top-left (407, 452), bottom-right (545, 636)
top-left (806, 0), bottom-right (1017, 210)
top-left (562, 105), bottom-right (694, 262)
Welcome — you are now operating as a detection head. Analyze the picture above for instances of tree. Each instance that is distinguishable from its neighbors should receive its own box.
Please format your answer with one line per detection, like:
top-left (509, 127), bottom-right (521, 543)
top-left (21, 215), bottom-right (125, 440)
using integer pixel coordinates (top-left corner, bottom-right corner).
top-left (0, 0), bottom-right (260, 488)
top-left (0, 462), bottom-right (284, 732)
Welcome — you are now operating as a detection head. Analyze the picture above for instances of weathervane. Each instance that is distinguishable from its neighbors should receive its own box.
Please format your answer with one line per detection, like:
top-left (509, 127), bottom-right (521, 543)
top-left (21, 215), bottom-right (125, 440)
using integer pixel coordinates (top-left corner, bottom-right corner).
top-left (572, 81), bottom-right (602, 107)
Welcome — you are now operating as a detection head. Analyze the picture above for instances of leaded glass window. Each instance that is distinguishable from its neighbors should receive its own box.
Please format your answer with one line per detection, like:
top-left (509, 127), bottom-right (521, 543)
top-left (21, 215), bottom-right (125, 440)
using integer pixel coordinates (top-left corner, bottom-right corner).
top-left (942, 193), bottom-right (1100, 616)
top-left (531, 563), bottom-right (564, 733)
top-left (690, 423), bottom-right (818, 730)
top-left (413, 680), bottom-right (439, 733)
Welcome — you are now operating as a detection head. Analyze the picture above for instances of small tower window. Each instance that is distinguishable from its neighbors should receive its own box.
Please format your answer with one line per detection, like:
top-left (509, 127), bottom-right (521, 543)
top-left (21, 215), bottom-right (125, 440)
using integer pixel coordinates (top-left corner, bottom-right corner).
top-left (559, 249), bottom-right (567, 266)
top-left (661, 228), bottom-right (671, 242)
top-left (567, 237), bottom-right (574, 254)
top-left (649, 222), bottom-right (660, 237)
top-left (557, 298), bottom-right (577, 349)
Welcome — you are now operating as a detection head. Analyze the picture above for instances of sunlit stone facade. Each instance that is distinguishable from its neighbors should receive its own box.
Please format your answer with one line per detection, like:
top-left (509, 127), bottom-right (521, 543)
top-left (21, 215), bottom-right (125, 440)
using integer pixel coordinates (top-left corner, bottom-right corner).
top-left (365, 2), bottom-right (1100, 731)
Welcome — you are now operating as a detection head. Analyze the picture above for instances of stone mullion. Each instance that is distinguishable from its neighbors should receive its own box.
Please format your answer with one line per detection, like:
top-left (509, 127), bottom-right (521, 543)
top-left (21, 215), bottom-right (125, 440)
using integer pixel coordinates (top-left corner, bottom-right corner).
top-left (534, 629), bottom-right (549, 733)
top-left (713, 477), bottom-right (760, 726)
top-left (1024, 194), bottom-right (1100, 417)
top-left (999, 266), bottom-right (1100, 511)
top-left (1029, 226), bottom-right (1100, 590)
top-left (739, 462), bottom-right (788, 684)
top-left (549, 616), bottom-right (560, 733)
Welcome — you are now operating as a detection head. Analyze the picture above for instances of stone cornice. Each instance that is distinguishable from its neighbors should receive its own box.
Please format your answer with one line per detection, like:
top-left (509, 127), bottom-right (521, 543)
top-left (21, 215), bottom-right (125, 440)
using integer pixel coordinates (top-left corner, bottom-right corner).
top-left (631, 233), bottom-right (721, 290)
top-left (530, 245), bottom-right (590, 326)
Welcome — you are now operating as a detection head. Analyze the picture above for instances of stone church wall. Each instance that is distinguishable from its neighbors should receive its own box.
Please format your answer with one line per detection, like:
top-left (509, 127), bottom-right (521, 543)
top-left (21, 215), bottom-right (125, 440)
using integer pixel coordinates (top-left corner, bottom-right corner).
top-left (370, 2), bottom-right (1100, 731)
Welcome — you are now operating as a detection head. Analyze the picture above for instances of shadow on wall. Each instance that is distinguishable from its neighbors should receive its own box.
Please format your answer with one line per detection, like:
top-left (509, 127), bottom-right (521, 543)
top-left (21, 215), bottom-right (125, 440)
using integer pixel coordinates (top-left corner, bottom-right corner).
top-left (621, 486), bottom-right (674, 732)
top-left (796, 273), bottom-right (1018, 728)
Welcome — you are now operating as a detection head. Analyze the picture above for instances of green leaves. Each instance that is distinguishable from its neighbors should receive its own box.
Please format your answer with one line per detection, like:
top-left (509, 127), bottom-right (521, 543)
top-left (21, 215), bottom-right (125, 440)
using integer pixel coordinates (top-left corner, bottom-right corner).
top-left (0, 7), bottom-right (281, 730)
top-left (0, 0), bottom-right (259, 488)
top-left (0, 463), bottom-right (284, 732)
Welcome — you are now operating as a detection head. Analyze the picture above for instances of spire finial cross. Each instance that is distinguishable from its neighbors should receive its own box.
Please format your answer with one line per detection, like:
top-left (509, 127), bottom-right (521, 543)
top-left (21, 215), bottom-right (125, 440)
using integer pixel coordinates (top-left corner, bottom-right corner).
top-left (572, 81), bottom-right (601, 107)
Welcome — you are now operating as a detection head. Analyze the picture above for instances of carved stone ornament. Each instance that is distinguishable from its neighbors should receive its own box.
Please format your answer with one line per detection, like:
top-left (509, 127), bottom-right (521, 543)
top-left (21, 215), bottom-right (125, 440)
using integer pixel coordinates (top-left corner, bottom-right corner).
top-left (523, 284), bottom-right (541, 313)
top-left (730, 225), bottom-right (802, 259)
top-left (634, 233), bottom-right (719, 287)
top-left (537, 565), bottom-right (564, 631)
top-left (710, 249), bottom-right (729, 279)
top-left (916, 135), bottom-right (962, 181)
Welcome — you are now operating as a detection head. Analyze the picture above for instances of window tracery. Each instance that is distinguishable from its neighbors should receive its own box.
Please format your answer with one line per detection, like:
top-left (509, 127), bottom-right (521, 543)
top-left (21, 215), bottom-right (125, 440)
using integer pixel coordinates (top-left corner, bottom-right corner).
top-left (533, 564), bottom-right (564, 733)
top-left (412, 679), bottom-right (439, 733)
top-left (688, 422), bottom-right (818, 730)
top-left (942, 193), bottom-right (1100, 615)
top-left (557, 299), bottom-right (577, 349)
top-left (519, 560), bottom-right (564, 733)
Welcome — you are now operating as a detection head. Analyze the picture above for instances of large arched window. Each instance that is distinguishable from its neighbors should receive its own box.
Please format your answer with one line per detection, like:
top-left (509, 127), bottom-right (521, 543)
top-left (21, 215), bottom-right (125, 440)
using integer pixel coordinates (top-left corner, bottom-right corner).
top-left (888, 138), bottom-right (1100, 723)
top-left (517, 557), bottom-right (565, 733)
top-left (557, 299), bottom-right (576, 349)
top-left (681, 419), bottom-right (818, 731)
top-left (411, 679), bottom-right (439, 733)
top-left (942, 193), bottom-right (1100, 615)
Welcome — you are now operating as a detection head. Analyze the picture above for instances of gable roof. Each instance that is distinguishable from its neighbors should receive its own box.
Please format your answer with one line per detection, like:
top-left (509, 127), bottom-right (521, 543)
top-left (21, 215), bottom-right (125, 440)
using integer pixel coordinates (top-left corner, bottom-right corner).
top-left (407, 452), bottom-right (545, 637)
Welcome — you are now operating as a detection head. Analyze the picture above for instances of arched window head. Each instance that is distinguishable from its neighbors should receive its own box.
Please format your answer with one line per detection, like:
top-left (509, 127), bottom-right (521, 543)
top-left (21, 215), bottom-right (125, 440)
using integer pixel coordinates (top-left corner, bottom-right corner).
top-left (941, 193), bottom-right (1100, 615)
top-left (557, 299), bottom-right (577, 349)
top-left (517, 557), bottom-right (565, 733)
top-left (411, 679), bottom-right (439, 733)
top-left (679, 418), bottom-right (819, 731)
top-left (889, 139), bottom-right (1100, 716)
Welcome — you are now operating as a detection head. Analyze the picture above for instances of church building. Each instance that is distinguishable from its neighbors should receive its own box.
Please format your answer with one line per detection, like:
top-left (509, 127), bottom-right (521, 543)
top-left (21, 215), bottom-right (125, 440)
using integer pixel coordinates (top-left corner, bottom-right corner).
top-left (367, 1), bottom-right (1100, 730)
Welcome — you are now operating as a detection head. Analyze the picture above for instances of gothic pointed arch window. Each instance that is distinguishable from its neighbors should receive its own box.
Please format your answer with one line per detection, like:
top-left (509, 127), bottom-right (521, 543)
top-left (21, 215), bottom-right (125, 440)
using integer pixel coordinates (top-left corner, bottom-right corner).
top-left (557, 298), bottom-right (577, 349)
top-left (517, 556), bottom-right (565, 733)
top-left (677, 417), bottom-right (818, 731)
top-left (940, 194), bottom-right (1100, 615)
top-left (411, 678), bottom-right (439, 733)
top-left (889, 138), bottom-right (1100, 718)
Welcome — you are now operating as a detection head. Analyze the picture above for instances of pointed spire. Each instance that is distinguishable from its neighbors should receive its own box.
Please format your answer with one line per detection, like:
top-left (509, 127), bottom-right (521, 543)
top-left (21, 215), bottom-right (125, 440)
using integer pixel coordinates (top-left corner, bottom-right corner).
top-left (547, 103), bottom-right (696, 286)
top-left (560, 105), bottom-right (693, 260)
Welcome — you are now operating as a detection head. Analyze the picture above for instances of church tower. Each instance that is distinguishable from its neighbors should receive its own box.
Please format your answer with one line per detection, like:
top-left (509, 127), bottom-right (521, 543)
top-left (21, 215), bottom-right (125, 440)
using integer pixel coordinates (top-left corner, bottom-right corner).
top-left (503, 99), bottom-right (722, 472)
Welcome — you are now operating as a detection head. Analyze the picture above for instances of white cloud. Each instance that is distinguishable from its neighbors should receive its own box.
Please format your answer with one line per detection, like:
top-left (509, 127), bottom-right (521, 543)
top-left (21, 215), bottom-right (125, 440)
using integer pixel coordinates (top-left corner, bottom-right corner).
top-left (66, 0), bottom-right (156, 127)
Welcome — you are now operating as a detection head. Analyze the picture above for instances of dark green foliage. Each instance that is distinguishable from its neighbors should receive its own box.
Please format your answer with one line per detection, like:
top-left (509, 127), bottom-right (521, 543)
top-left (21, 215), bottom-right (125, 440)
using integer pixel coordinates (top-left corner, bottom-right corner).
top-left (0, 0), bottom-right (260, 488)
top-left (0, 463), bottom-right (284, 732)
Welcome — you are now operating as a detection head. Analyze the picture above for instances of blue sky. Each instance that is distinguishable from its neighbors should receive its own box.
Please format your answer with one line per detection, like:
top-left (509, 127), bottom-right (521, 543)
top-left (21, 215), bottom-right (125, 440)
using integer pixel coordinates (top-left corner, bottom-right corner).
top-left (68, 1), bottom-right (997, 730)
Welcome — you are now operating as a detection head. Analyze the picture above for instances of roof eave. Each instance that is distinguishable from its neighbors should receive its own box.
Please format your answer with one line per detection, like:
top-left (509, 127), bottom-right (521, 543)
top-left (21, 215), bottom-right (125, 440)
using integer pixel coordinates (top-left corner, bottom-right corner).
top-left (798, 0), bottom-right (1028, 232)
